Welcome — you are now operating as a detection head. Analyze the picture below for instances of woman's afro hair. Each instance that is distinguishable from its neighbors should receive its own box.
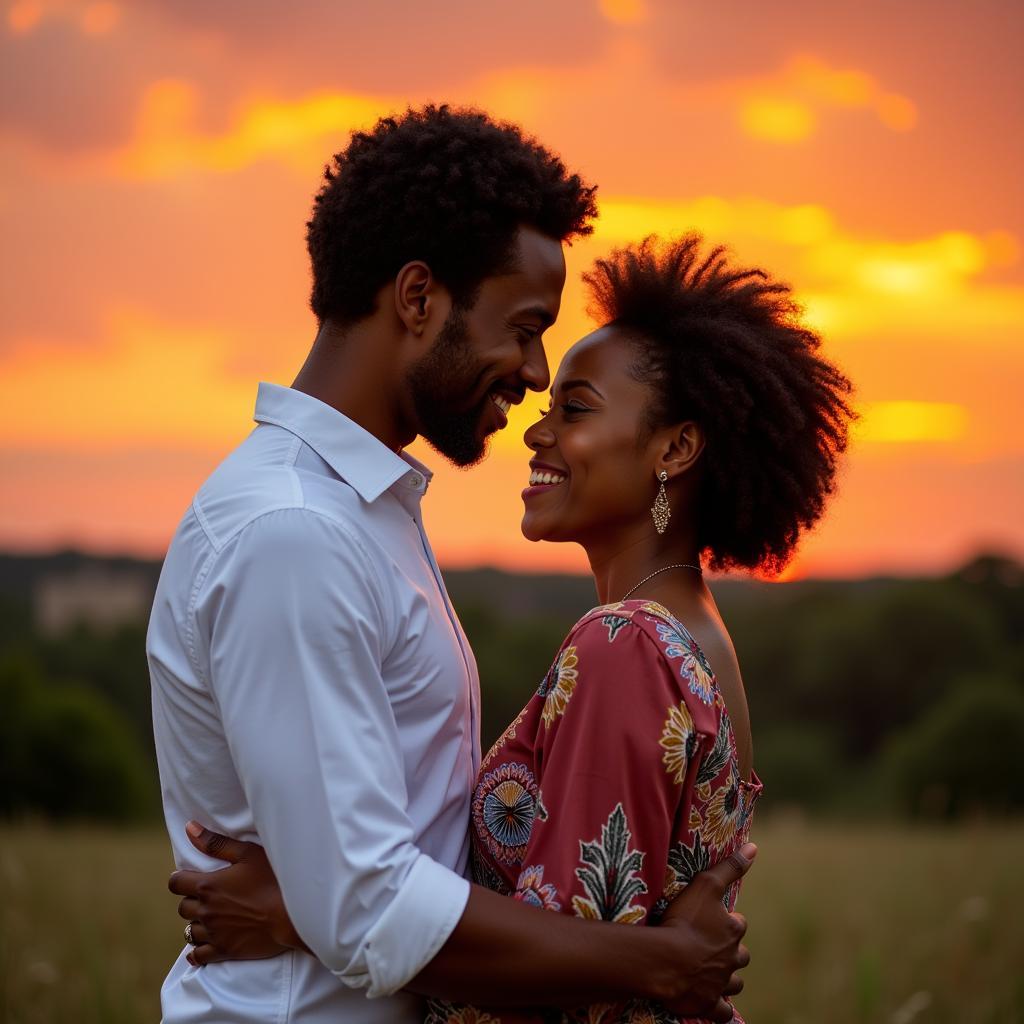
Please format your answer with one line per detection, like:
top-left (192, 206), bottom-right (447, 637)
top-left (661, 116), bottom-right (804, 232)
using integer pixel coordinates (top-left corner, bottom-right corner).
top-left (583, 234), bottom-right (856, 576)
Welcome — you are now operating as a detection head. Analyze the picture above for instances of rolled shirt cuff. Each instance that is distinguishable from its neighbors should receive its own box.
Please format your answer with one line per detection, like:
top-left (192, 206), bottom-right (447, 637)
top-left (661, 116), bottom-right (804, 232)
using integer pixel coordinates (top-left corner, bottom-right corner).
top-left (336, 853), bottom-right (471, 998)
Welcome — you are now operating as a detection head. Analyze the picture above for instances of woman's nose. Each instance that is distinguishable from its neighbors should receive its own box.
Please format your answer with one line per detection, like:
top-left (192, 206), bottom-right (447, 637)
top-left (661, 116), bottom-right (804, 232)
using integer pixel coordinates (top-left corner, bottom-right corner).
top-left (524, 413), bottom-right (555, 450)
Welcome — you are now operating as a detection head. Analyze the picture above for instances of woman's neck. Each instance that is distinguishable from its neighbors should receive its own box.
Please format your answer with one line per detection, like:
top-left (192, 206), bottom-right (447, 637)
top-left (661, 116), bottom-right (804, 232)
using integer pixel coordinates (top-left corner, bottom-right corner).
top-left (584, 524), bottom-right (703, 605)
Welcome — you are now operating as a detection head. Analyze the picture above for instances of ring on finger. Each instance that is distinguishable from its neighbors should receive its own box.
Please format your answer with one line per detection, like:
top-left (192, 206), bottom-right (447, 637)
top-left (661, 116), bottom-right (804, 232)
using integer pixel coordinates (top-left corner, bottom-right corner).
top-left (184, 921), bottom-right (198, 946)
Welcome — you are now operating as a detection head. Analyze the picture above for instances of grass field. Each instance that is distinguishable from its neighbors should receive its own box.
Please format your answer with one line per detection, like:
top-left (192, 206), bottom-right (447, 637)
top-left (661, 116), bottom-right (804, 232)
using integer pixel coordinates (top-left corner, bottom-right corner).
top-left (1, 819), bottom-right (1022, 1023)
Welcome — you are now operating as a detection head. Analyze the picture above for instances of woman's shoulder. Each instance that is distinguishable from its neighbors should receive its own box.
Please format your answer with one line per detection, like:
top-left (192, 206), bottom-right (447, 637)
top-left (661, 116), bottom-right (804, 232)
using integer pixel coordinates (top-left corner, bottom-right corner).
top-left (563, 599), bottom-right (721, 716)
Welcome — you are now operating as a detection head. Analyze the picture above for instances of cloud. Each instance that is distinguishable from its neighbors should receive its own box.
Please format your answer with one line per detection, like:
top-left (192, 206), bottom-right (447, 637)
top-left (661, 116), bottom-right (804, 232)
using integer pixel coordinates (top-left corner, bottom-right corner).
top-left (0, 442), bottom-right (225, 553)
top-left (739, 97), bottom-right (817, 143)
top-left (598, 0), bottom-right (648, 27)
top-left (595, 194), bottom-right (1016, 282)
top-left (111, 79), bottom-right (399, 179)
top-left (591, 196), bottom-right (1021, 339)
top-left (132, 0), bottom-right (609, 96)
top-left (6, 0), bottom-right (119, 37)
top-left (0, 308), bottom-right (256, 448)
top-left (22, 43), bottom-right (918, 187)
top-left (854, 401), bottom-right (968, 444)
top-left (735, 54), bottom-right (917, 143)
top-left (7, 0), bottom-right (44, 34)
top-left (786, 452), bottom-right (1024, 579)
top-left (0, 0), bottom-right (238, 157)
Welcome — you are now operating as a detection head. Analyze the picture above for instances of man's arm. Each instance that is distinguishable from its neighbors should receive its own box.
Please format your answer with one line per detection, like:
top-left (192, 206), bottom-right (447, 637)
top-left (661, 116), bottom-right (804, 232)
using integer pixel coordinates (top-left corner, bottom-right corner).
top-left (174, 828), bottom-right (752, 1018)
top-left (411, 859), bottom-right (752, 1015)
top-left (197, 508), bottom-right (470, 996)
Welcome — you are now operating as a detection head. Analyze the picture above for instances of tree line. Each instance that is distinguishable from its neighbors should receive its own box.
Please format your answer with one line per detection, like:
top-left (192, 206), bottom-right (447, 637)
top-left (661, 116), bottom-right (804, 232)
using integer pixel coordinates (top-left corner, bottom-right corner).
top-left (1, 552), bottom-right (1021, 822)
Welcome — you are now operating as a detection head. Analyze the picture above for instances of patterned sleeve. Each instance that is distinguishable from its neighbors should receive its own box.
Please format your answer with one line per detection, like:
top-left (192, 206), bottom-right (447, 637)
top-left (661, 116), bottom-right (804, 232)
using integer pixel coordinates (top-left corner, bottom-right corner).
top-left (425, 610), bottom-right (749, 1024)
top-left (512, 613), bottom-right (714, 929)
top-left (518, 610), bottom-right (751, 1023)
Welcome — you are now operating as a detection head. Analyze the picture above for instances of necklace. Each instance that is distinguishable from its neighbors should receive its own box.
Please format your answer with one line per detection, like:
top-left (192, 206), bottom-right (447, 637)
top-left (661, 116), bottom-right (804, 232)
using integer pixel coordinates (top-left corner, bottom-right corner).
top-left (620, 563), bottom-right (702, 601)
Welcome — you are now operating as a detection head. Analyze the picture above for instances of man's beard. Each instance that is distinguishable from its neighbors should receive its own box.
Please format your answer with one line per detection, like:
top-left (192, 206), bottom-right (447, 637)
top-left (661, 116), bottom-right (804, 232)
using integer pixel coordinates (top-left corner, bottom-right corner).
top-left (407, 309), bottom-right (491, 467)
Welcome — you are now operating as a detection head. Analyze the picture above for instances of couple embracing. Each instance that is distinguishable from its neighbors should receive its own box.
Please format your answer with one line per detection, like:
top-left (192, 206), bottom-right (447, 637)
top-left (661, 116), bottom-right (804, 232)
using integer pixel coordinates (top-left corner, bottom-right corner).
top-left (148, 104), bottom-right (852, 1023)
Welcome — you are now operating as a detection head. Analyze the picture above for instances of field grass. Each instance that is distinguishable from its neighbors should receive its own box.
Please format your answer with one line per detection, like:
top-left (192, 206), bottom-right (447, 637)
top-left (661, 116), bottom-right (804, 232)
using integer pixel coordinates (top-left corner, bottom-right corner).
top-left (1, 819), bottom-right (1022, 1023)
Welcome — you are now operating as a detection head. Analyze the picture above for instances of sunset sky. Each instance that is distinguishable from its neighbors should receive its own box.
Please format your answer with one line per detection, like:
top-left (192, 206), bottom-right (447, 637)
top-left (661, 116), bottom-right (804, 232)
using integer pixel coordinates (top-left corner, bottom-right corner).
top-left (1, 0), bottom-right (1021, 578)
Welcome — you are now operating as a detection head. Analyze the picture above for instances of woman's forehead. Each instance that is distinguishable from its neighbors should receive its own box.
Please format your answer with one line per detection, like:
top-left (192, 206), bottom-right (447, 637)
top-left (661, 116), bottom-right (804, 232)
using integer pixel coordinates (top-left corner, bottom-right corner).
top-left (554, 325), bottom-right (639, 387)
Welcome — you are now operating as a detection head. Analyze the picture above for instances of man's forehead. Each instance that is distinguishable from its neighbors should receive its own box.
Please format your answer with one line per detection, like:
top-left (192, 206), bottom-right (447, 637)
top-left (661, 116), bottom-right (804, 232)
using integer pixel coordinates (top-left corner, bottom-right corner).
top-left (481, 256), bottom-right (564, 315)
top-left (507, 302), bottom-right (557, 327)
top-left (505, 227), bottom-right (566, 289)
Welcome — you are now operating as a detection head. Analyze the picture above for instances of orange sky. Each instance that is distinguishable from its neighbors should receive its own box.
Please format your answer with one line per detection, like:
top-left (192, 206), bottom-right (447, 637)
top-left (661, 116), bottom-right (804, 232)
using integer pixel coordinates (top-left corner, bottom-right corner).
top-left (1, 0), bottom-right (1021, 578)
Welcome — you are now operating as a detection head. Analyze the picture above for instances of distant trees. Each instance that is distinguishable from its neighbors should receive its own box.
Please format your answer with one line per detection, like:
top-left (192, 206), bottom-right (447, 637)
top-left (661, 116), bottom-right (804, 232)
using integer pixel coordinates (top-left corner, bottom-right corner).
top-left (882, 677), bottom-right (1024, 817)
top-left (0, 553), bottom-right (1021, 822)
top-left (458, 555), bottom-right (1024, 820)
top-left (0, 653), bottom-right (156, 821)
top-left (457, 602), bottom-right (567, 755)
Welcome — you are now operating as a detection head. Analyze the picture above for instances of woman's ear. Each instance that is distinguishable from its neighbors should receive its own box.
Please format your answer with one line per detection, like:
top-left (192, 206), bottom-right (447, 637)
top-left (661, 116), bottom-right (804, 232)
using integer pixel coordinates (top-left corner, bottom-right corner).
top-left (657, 421), bottom-right (705, 480)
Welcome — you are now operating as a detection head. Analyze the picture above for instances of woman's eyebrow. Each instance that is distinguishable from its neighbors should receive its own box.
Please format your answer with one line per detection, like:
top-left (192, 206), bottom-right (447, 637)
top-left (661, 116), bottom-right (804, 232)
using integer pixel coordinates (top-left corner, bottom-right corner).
top-left (552, 379), bottom-right (605, 400)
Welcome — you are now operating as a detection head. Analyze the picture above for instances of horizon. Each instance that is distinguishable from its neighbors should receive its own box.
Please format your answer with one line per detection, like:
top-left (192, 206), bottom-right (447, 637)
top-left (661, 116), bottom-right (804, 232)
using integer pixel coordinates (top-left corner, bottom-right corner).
top-left (1, 542), bottom-right (1019, 586)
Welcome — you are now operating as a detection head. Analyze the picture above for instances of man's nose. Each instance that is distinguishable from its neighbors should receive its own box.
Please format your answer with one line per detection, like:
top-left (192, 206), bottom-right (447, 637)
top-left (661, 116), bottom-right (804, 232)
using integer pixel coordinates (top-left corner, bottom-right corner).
top-left (519, 337), bottom-right (551, 393)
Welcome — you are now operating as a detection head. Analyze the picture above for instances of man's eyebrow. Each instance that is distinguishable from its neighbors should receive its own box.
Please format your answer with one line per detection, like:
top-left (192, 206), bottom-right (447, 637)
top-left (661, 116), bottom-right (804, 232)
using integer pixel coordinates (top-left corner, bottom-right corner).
top-left (551, 379), bottom-right (605, 400)
top-left (513, 305), bottom-right (556, 329)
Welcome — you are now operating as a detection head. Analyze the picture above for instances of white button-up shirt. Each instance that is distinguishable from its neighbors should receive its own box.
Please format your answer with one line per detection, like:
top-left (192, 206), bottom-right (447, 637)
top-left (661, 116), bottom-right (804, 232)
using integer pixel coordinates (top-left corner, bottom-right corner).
top-left (148, 382), bottom-right (480, 1023)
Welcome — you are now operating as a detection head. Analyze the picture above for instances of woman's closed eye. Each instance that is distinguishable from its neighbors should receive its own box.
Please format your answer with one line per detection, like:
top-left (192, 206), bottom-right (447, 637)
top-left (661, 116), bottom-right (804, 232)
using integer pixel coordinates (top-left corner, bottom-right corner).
top-left (561, 401), bottom-right (592, 416)
top-left (541, 401), bottom-right (591, 417)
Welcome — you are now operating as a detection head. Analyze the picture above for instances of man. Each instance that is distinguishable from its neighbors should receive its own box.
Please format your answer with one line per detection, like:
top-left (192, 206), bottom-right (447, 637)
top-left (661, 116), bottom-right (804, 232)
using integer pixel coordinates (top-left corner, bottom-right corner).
top-left (149, 104), bottom-right (751, 1023)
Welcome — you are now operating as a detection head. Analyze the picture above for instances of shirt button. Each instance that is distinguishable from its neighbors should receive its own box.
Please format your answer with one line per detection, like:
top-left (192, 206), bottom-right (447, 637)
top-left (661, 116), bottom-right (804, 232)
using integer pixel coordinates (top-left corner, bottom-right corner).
top-left (408, 472), bottom-right (424, 489)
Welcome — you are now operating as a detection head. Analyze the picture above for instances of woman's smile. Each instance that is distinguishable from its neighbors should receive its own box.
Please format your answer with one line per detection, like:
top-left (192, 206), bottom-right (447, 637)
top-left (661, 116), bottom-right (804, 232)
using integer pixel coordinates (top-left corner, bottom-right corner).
top-left (523, 459), bottom-right (570, 498)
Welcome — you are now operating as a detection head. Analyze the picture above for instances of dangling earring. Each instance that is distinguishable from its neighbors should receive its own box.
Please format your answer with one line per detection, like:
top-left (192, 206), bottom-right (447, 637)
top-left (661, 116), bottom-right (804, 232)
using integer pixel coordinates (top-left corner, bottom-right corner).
top-left (651, 470), bottom-right (671, 535)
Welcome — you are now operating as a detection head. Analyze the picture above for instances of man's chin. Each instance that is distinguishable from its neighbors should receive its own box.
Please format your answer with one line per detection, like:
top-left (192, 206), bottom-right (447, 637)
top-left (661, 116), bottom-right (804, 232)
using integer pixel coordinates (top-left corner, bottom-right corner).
top-left (422, 429), bottom-right (490, 469)
top-left (448, 448), bottom-right (488, 469)
top-left (416, 395), bottom-right (499, 468)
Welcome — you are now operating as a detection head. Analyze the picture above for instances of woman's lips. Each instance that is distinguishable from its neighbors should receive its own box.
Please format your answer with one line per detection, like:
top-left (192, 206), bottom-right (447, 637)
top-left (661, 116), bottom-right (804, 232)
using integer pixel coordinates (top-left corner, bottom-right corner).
top-left (522, 464), bottom-right (569, 500)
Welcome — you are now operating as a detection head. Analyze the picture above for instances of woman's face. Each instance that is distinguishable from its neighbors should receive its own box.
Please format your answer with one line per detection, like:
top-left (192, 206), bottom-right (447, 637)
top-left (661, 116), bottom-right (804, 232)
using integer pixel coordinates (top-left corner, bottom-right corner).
top-left (520, 325), bottom-right (667, 545)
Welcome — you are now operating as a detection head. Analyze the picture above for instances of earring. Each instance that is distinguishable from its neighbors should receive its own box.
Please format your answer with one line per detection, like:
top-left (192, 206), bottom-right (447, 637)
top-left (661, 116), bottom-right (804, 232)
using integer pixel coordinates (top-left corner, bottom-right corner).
top-left (651, 470), bottom-right (671, 535)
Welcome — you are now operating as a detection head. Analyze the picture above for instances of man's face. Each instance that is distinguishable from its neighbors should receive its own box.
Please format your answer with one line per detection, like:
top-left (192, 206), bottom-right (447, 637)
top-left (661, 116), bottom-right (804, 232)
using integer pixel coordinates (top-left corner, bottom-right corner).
top-left (407, 225), bottom-right (566, 467)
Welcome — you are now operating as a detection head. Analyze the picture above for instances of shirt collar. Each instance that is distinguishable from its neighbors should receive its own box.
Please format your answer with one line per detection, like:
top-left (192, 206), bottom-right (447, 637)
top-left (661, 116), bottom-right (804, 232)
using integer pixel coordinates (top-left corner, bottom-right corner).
top-left (253, 382), bottom-right (432, 504)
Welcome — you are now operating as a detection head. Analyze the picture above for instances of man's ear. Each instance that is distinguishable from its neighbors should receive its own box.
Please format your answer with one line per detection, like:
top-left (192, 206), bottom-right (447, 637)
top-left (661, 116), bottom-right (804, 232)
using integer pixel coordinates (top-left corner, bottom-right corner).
top-left (656, 421), bottom-right (705, 480)
top-left (394, 260), bottom-right (449, 336)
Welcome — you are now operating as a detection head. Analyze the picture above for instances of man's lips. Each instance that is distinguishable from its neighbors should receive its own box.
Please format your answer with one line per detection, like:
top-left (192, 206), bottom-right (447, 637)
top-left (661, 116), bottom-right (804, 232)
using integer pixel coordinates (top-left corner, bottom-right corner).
top-left (484, 388), bottom-right (525, 431)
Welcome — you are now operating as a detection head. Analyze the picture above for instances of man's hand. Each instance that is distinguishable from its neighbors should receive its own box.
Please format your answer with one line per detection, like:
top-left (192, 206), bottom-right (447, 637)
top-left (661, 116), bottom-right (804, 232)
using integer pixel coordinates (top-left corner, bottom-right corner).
top-left (168, 822), bottom-right (305, 967)
top-left (656, 842), bottom-right (756, 1021)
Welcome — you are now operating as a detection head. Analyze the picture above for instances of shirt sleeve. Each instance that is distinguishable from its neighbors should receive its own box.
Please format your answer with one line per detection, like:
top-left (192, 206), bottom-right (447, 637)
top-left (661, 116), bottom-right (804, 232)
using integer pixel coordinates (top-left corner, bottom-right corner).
top-left (195, 507), bottom-right (470, 997)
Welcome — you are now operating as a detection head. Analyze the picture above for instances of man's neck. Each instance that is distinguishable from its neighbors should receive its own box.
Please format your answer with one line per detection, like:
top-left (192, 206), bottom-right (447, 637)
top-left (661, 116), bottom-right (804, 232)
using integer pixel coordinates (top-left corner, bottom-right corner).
top-left (291, 321), bottom-right (414, 452)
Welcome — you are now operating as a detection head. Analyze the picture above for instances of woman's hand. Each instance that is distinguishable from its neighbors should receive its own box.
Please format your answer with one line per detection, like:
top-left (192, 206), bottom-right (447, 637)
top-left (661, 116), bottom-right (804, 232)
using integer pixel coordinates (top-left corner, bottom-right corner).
top-left (168, 822), bottom-right (308, 967)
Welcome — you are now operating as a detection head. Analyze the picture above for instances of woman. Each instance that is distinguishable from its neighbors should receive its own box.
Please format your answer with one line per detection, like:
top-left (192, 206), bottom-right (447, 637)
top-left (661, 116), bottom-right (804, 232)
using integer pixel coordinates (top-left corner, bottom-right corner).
top-left (173, 234), bottom-right (853, 1022)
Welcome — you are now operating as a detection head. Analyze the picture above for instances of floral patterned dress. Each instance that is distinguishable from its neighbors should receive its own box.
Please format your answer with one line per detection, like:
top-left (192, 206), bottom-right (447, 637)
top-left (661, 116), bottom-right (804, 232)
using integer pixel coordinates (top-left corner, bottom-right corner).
top-left (424, 599), bottom-right (762, 1024)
